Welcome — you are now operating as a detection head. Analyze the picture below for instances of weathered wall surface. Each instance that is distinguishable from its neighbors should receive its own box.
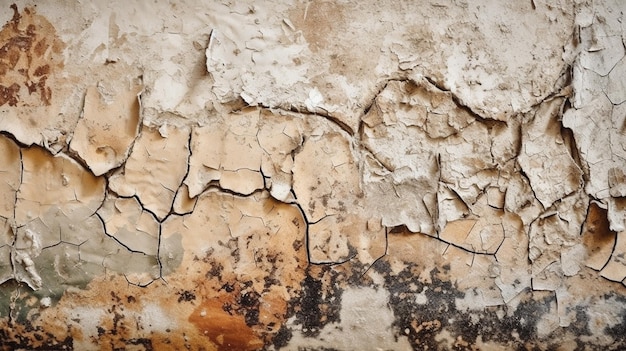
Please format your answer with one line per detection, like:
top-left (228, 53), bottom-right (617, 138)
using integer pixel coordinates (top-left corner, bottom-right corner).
top-left (0, 0), bottom-right (625, 350)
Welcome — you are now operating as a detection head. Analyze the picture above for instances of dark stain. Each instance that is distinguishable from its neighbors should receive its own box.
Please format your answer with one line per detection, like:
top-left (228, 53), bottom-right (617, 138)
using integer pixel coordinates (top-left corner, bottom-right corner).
top-left (0, 327), bottom-right (74, 351)
top-left (206, 262), bottom-right (224, 278)
top-left (373, 259), bottom-right (615, 350)
top-left (290, 268), bottom-right (342, 338)
top-left (263, 275), bottom-right (281, 290)
top-left (127, 338), bottom-right (153, 351)
top-left (238, 291), bottom-right (260, 327)
top-left (244, 309), bottom-right (259, 326)
top-left (33, 64), bottom-right (49, 77)
top-left (177, 290), bottom-right (197, 303)
top-left (222, 302), bottom-right (234, 315)
top-left (321, 194), bottom-right (329, 207)
top-left (0, 4), bottom-right (64, 107)
top-left (296, 274), bottom-right (324, 336)
top-left (273, 325), bottom-right (292, 349)
top-left (604, 294), bottom-right (626, 347)
top-left (292, 239), bottom-right (303, 251)
top-left (106, 304), bottom-right (124, 337)
top-left (389, 225), bottom-right (409, 234)
top-left (221, 282), bottom-right (235, 293)
top-left (110, 291), bottom-right (121, 303)
top-left (377, 262), bottom-right (449, 350)
top-left (0, 83), bottom-right (20, 106)
top-left (239, 291), bottom-right (259, 308)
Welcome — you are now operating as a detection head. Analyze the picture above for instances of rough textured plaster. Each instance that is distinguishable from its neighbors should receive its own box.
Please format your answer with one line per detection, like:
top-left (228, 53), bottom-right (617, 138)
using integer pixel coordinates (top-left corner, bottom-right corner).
top-left (69, 71), bottom-right (143, 176)
top-left (108, 125), bottom-right (191, 220)
top-left (0, 0), bottom-right (626, 350)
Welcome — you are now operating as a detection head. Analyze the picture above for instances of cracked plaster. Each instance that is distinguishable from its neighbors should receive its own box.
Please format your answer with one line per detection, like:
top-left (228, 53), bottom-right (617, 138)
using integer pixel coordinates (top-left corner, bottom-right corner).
top-left (0, 0), bottom-right (626, 350)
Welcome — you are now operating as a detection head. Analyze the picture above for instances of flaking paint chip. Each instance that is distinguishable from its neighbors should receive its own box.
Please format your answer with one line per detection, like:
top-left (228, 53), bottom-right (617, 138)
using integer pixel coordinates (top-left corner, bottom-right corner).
top-left (70, 76), bottom-right (143, 176)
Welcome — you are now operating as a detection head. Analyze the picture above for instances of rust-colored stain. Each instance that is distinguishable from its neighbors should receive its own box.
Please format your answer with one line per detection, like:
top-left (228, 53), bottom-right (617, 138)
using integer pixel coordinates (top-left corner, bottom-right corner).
top-left (189, 299), bottom-right (264, 351)
top-left (583, 202), bottom-right (614, 242)
top-left (0, 4), bottom-right (64, 107)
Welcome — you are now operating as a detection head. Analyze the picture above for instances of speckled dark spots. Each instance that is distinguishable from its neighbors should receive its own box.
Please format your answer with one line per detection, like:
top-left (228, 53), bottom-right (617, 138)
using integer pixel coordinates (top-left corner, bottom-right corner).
top-left (376, 260), bottom-right (611, 350)
top-left (177, 290), bottom-right (196, 303)
top-left (110, 305), bottom-right (124, 336)
top-left (240, 291), bottom-right (260, 308)
top-left (33, 64), bottom-right (49, 76)
top-left (0, 4), bottom-right (60, 107)
top-left (127, 296), bottom-right (136, 303)
top-left (128, 337), bottom-right (153, 351)
top-left (22, 319), bottom-right (35, 333)
top-left (264, 275), bottom-right (281, 291)
top-left (293, 239), bottom-right (303, 251)
top-left (221, 282), bottom-right (235, 292)
top-left (266, 253), bottom-right (278, 264)
top-left (244, 308), bottom-right (259, 326)
top-left (501, 293), bottom-right (554, 342)
top-left (0, 83), bottom-right (20, 107)
top-left (321, 194), bottom-right (329, 207)
top-left (0, 331), bottom-right (73, 351)
top-left (604, 297), bottom-right (626, 347)
top-left (382, 264), bottom-right (442, 350)
top-left (110, 291), bottom-right (121, 303)
top-left (222, 302), bottom-right (234, 315)
top-left (273, 325), bottom-right (292, 349)
top-left (238, 291), bottom-right (261, 326)
top-left (206, 262), bottom-right (223, 278)
top-left (296, 274), bottom-right (324, 336)
top-left (291, 269), bottom-right (343, 338)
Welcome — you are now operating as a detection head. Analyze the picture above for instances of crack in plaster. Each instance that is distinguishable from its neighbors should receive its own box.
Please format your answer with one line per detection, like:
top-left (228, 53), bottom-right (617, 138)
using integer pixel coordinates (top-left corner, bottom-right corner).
top-left (1, 1), bottom-right (626, 349)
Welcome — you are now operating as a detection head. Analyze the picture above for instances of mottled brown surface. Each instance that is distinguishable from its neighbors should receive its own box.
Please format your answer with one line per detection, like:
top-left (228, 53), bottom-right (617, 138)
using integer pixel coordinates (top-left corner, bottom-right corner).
top-left (1, 1), bottom-right (626, 350)
top-left (0, 4), bottom-right (63, 107)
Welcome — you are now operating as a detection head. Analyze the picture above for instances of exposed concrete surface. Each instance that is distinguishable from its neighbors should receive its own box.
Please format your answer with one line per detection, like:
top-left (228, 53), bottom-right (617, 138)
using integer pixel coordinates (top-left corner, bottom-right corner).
top-left (0, 0), bottom-right (626, 350)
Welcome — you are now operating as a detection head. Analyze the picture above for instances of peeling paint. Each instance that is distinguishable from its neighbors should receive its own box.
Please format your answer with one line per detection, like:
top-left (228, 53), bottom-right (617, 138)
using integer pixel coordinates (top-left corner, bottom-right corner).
top-left (0, 0), bottom-right (626, 349)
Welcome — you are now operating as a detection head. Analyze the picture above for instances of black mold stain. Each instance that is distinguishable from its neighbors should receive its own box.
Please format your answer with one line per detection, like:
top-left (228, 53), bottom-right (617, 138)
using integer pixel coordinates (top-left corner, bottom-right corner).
top-left (127, 337), bottom-right (153, 350)
top-left (291, 269), bottom-right (342, 338)
top-left (273, 325), bottom-right (292, 349)
top-left (0, 328), bottom-right (73, 351)
top-left (244, 308), bottom-right (259, 326)
top-left (371, 259), bottom-right (626, 350)
top-left (221, 282), bottom-right (235, 293)
top-left (604, 294), bottom-right (626, 348)
top-left (295, 274), bottom-right (324, 336)
top-left (177, 290), bottom-right (196, 303)
top-left (240, 291), bottom-right (260, 308)
top-left (238, 290), bottom-right (261, 327)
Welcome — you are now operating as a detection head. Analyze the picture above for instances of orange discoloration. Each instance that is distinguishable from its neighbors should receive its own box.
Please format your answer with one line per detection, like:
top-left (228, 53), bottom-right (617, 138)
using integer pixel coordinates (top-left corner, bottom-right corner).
top-left (0, 191), bottom-right (309, 350)
top-left (190, 299), bottom-right (263, 351)
top-left (0, 4), bottom-right (65, 107)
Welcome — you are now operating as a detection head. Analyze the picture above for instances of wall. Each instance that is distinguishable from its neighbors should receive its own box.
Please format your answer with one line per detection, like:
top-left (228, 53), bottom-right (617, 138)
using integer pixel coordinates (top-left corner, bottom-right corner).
top-left (0, 0), bottom-right (625, 350)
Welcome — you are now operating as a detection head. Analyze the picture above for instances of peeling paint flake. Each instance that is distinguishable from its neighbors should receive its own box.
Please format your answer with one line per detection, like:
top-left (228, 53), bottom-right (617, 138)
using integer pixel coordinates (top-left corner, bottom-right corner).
top-left (2, 0), bottom-right (626, 349)
top-left (518, 98), bottom-right (583, 209)
top-left (70, 72), bottom-right (143, 176)
top-left (108, 125), bottom-right (190, 220)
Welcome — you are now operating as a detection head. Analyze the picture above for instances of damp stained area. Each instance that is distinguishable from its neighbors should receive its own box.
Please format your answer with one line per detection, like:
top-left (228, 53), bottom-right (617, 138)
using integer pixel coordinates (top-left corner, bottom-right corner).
top-left (1, 1), bottom-right (626, 350)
